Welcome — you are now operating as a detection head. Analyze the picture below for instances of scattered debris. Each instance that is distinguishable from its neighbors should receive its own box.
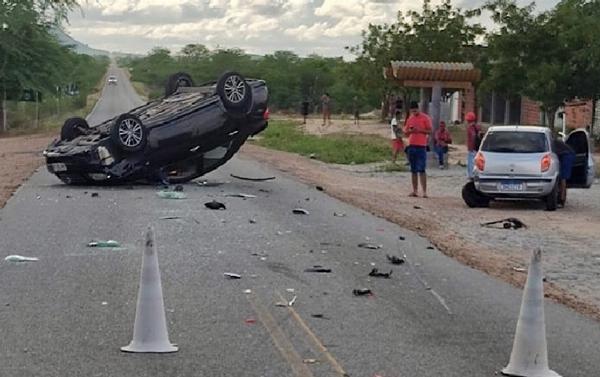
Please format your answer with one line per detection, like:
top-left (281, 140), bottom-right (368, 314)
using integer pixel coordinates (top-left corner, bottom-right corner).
top-left (352, 288), bottom-right (373, 296)
top-left (512, 267), bottom-right (527, 273)
top-left (230, 174), bottom-right (276, 182)
top-left (249, 218), bottom-right (257, 224)
top-left (174, 185), bottom-right (184, 192)
top-left (259, 188), bottom-right (271, 193)
top-left (309, 153), bottom-right (317, 159)
top-left (303, 359), bottom-right (318, 364)
top-left (159, 216), bottom-right (181, 220)
top-left (413, 205), bottom-right (422, 209)
top-left (304, 266), bottom-right (332, 273)
top-left (91, 192), bottom-right (99, 198)
top-left (288, 295), bottom-right (297, 307)
top-left (101, 301), bottom-right (108, 306)
top-left (387, 255), bottom-right (405, 265)
top-left (224, 272), bottom-right (242, 279)
top-left (293, 208), bottom-right (310, 215)
top-left (311, 314), bottom-right (328, 319)
top-left (333, 212), bottom-right (347, 217)
top-left (4, 255), bottom-right (39, 263)
top-left (481, 217), bottom-right (527, 229)
top-left (286, 288), bottom-right (295, 293)
top-left (87, 240), bottom-right (120, 248)
top-left (225, 193), bottom-right (257, 199)
top-left (316, 186), bottom-right (324, 191)
top-left (66, 195), bottom-right (72, 199)
top-left (244, 318), bottom-right (257, 324)
top-left (358, 243), bottom-right (382, 250)
top-left (399, 236), bottom-right (406, 241)
top-left (196, 180), bottom-right (224, 187)
top-left (426, 246), bottom-right (435, 250)
top-left (368, 268), bottom-right (393, 278)
top-left (205, 200), bottom-right (226, 210)
top-left (157, 191), bottom-right (187, 199)
top-left (243, 289), bottom-right (252, 294)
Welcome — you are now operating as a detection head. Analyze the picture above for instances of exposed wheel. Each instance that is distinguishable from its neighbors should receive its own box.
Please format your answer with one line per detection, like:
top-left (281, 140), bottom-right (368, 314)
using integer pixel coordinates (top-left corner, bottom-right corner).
top-left (61, 117), bottom-right (89, 141)
top-left (165, 72), bottom-right (194, 97)
top-left (462, 181), bottom-right (490, 208)
top-left (545, 182), bottom-right (559, 211)
top-left (216, 71), bottom-right (252, 115)
top-left (110, 113), bottom-right (147, 153)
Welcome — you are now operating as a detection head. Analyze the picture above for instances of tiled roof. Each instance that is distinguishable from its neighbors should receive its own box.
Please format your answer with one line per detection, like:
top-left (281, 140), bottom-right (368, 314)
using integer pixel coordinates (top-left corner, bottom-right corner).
top-left (387, 61), bottom-right (481, 82)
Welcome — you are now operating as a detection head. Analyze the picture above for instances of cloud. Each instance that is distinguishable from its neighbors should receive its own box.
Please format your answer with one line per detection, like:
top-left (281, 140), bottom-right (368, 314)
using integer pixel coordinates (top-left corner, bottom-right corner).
top-left (66, 0), bottom-right (560, 57)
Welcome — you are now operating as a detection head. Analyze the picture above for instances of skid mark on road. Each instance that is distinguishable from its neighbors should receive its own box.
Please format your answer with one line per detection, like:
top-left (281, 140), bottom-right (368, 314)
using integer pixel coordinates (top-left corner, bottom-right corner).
top-left (277, 292), bottom-right (349, 377)
top-left (247, 293), bottom-right (315, 377)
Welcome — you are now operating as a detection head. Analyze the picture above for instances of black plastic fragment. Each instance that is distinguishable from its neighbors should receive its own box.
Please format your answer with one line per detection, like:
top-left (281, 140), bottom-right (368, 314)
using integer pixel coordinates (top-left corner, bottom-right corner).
top-left (368, 268), bottom-right (393, 278)
top-left (352, 288), bottom-right (372, 296)
top-left (205, 200), bottom-right (226, 210)
top-left (387, 255), bottom-right (405, 265)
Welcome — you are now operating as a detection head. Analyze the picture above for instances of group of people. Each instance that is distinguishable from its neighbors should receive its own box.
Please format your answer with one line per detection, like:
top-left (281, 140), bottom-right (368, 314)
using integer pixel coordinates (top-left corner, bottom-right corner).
top-left (389, 101), bottom-right (482, 198)
top-left (301, 93), bottom-right (361, 127)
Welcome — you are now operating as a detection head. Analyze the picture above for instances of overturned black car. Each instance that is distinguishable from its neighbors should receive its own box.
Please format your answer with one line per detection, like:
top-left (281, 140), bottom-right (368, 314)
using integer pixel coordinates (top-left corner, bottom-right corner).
top-left (44, 72), bottom-right (268, 184)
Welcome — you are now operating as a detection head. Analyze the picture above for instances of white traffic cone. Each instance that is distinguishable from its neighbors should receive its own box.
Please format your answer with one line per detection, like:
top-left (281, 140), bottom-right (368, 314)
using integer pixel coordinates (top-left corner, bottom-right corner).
top-left (121, 227), bottom-right (178, 353)
top-left (502, 249), bottom-right (560, 377)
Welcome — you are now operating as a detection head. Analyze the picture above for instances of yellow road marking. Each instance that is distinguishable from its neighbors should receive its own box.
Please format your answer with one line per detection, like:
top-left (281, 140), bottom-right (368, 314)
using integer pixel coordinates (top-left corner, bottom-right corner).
top-left (247, 294), bottom-right (315, 377)
top-left (277, 292), bottom-right (349, 377)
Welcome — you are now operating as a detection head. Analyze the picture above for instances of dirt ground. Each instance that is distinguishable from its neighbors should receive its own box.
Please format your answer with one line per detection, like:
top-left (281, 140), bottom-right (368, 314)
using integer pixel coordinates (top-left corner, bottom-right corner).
top-left (244, 116), bottom-right (600, 320)
top-left (0, 134), bottom-right (55, 208)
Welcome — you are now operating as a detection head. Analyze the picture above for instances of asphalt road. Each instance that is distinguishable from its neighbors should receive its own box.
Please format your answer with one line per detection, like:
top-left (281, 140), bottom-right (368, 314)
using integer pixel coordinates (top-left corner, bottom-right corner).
top-left (1, 67), bottom-right (600, 377)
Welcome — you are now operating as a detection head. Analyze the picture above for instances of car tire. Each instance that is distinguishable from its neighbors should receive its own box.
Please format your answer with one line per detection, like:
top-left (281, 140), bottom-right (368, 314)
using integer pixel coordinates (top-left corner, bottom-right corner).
top-left (545, 182), bottom-right (559, 211)
top-left (61, 117), bottom-right (89, 141)
top-left (462, 181), bottom-right (490, 208)
top-left (165, 72), bottom-right (194, 97)
top-left (216, 71), bottom-right (252, 115)
top-left (110, 113), bottom-right (147, 153)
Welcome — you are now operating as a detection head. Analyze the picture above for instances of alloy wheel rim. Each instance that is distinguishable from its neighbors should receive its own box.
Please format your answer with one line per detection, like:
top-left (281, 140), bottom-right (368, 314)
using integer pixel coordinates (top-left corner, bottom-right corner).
top-left (118, 118), bottom-right (143, 147)
top-left (223, 76), bottom-right (246, 104)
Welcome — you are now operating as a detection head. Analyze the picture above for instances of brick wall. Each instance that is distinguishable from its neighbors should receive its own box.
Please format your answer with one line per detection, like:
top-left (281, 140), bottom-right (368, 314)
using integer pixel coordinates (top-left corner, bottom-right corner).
top-left (564, 100), bottom-right (593, 129)
top-left (520, 97), bottom-right (542, 125)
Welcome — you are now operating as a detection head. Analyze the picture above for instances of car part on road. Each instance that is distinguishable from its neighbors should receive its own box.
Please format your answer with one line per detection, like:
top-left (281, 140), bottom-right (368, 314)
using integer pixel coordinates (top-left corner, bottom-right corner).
top-left (316, 185), bottom-right (324, 191)
top-left (304, 266), bottom-right (332, 273)
top-left (303, 359), bottom-right (318, 364)
top-left (197, 180), bottom-right (225, 187)
top-left (293, 208), bottom-right (310, 215)
top-left (462, 181), bottom-right (490, 208)
top-left (165, 72), bottom-right (194, 97)
top-left (368, 268), bottom-right (393, 278)
top-left (4, 255), bottom-right (39, 262)
top-left (288, 295), bottom-right (297, 307)
top-left (352, 288), bottom-right (373, 296)
top-left (91, 192), bottom-right (99, 197)
top-left (398, 236), bottom-right (405, 240)
top-left (205, 200), bottom-right (226, 210)
top-left (333, 212), bottom-right (346, 217)
top-left (87, 240), bottom-right (120, 248)
top-left (60, 117), bottom-right (90, 141)
top-left (159, 216), bottom-right (181, 220)
top-left (225, 193), bottom-right (257, 198)
top-left (230, 174), bottom-right (276, 182)
top-left (358, 243), bottom-right (382, 250)
top-left (121, 228), bottom-right (178, 353)
top-left (387, 255), bottom-right (405, 265)
top-left (157, 191), bottom-right (187, 200)
top-left (481, 217), bottom-right (527, 229)
top-left (224, 272), bottom-right (242, 279)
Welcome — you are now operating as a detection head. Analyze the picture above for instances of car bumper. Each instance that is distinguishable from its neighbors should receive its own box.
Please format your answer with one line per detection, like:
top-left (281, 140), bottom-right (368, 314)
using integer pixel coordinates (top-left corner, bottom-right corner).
top-left (474, 175), bottom-right (557, 197)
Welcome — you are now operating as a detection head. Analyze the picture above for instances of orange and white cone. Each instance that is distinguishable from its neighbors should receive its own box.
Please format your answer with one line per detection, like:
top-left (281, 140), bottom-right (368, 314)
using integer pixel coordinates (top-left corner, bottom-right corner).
top-left (121, 227), bottom-right (178, 353)
top-left (502, 249), bottom-right (560, 377)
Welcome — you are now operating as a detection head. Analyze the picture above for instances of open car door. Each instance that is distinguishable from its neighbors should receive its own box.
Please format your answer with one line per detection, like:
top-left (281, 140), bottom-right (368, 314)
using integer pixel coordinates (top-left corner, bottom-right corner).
top-left (565, 128), bottom-right (595, 188)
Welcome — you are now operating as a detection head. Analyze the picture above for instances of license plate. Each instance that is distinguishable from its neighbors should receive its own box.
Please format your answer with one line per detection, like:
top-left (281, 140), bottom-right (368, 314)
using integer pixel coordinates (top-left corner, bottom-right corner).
top-left (50, 163), bottom-right (67, 172)
top-left (499, 181), bottom-right (524, 191)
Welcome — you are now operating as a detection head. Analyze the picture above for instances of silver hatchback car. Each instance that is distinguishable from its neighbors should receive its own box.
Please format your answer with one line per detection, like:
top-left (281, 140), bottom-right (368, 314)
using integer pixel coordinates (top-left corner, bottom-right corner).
top-left (463, 126), bottom-right (595, 210)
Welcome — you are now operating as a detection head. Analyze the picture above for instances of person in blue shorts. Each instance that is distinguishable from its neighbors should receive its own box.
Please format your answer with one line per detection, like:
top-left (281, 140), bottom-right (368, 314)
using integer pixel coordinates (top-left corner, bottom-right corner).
top-left (554, 138), bottom-right (575, 207)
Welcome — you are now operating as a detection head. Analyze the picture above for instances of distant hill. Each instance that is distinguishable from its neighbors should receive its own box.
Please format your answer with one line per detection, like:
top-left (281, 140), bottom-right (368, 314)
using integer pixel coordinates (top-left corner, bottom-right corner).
top-left (51, 29), bottom-right (110, 56)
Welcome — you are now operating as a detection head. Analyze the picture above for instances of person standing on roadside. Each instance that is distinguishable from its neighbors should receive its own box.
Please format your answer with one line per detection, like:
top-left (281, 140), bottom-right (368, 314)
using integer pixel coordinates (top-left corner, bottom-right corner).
top-left (465, 112), bottom-right (482, 180)
top-left (404, 101), bottom-right (432, 197)
top-left (320, 93), bottom-right (331, 127)
top-left (434, 121), bottom-right (452, 169)
top-left (553, 137), bottom-right (576, 207)
top-left (352, 96), bottom-right (360, 126)
top-left (301, 99), bottom-right (310, 124)
top-left (390, 109), bottom-right (404, 163)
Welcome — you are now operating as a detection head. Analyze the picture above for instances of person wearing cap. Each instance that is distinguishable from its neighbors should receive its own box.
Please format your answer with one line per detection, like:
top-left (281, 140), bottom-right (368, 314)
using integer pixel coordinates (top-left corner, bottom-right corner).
top-left (465, 111), bottom-right (482, 179)
top-left (434, 121), bottom-right (452, 169)
top-left (403, 101), bottom-right (432, 197)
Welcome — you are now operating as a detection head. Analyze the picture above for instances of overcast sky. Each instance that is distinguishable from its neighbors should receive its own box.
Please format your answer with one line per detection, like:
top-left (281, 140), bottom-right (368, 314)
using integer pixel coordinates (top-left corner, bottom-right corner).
top-left (66, 0), bottom-right (558, 57)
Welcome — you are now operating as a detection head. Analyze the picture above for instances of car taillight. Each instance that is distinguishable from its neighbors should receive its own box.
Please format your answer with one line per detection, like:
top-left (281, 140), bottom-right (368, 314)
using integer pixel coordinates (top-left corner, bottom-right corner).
top-left (263, 108), bottom-right (270, 120)
top-left (475, 152), bottom-right (485, 171)
top-left (541, 153), bottom-right (551, 172)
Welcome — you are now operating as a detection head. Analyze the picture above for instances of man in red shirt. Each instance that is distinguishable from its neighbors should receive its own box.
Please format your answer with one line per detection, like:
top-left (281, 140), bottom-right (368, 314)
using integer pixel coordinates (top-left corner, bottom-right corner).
top-left (434, 121), bottom-right (452, 169)
top-left (403, 101), bottom-right (432, 197)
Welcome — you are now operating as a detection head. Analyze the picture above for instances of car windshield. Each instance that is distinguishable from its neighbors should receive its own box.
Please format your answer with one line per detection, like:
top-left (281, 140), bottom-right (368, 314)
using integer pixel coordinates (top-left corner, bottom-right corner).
top-left (482, 131), bottom-right (548, 153)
